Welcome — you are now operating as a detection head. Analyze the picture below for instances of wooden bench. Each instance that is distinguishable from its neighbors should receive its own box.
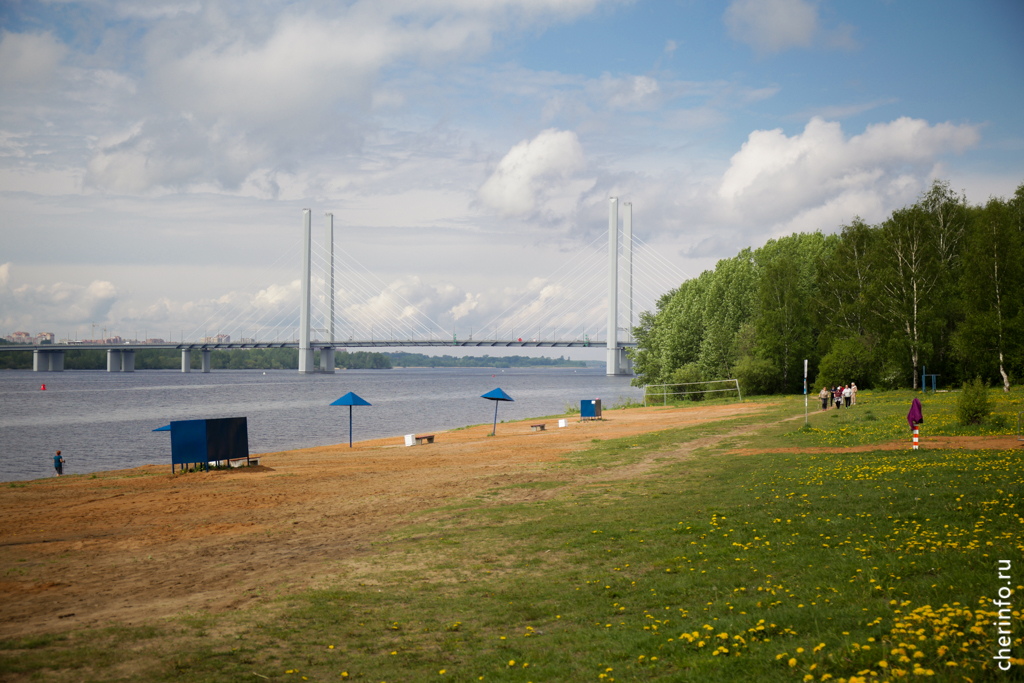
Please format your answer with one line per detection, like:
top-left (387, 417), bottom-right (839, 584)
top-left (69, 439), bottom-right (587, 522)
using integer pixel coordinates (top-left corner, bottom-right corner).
top-left (530, 423), bottom-right (546, 432)
top-left (415, 434), bottom-right (435, 445)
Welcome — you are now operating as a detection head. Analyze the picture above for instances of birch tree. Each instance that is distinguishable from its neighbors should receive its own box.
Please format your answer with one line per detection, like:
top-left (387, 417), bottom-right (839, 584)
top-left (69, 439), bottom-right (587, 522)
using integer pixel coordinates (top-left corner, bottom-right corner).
top-left (955, 197), bottom-right (1024, 391)
top-left (871, 205), bottom-right (940, 390)
top-left (814, 218), bottom-right (875, 340)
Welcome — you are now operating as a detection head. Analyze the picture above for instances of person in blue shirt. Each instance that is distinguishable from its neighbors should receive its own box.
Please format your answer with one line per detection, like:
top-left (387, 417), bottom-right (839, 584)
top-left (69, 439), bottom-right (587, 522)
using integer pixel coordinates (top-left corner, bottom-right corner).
top-left (54, 450), bottom-right (64, 476)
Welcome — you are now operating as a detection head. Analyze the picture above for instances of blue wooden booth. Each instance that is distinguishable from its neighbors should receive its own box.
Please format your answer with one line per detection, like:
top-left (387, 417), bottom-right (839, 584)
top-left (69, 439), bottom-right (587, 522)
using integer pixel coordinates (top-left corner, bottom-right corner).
top-left (155, 417), bottom-right (249, 473)
top-left (581, 399), bottom-right (602, 420)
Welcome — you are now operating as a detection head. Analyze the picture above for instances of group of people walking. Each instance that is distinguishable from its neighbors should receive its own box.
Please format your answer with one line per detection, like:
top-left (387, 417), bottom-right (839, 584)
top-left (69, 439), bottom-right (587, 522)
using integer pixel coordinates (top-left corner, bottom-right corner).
top-left (818, 383), bottom-right (857, 410)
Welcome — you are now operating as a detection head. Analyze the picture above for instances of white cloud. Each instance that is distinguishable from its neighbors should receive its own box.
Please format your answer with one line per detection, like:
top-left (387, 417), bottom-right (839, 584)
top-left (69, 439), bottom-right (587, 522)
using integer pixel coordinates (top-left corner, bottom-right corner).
top-left (713, 116), bottom-right (980, 236)
top-left (600, 74), bottom-right (661, 110)
top-left (67, 1), bottom-right (615, 194)
top-left (0, 265), bottom-right (119, 330)
top-left (724, 0), bottom-right (818, 54)
top-left (0, 31), bottom-right (68, 86)
top-left (478, 128), bottom-right (588, 217)
top-left (723, 0), bottom-right (858, 56)
top-left (793, 98), bottom-right (898, 121)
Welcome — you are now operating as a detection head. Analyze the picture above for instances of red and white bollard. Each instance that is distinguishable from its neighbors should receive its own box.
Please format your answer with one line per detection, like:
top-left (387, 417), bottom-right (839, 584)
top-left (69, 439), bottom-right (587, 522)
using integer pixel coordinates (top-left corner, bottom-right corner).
top-left (912, 427), bottom-right (919, 450)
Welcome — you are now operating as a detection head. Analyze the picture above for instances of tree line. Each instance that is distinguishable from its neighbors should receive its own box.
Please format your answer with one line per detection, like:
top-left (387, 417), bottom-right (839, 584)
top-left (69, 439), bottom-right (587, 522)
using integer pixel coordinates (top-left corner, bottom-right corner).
top-left (629, 180), bottom-right (1024, 394)
top-left (0, 346), bottom-right (589, 371)
top-left (388, 353), bottom-right (585, 368)
top-left (0, 347), bottom-right (392, 370)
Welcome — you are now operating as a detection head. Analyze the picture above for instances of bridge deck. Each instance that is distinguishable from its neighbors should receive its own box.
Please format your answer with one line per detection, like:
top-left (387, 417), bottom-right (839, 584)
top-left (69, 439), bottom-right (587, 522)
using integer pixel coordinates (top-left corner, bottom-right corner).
top-left (0, 340), bottom-right (635, 352)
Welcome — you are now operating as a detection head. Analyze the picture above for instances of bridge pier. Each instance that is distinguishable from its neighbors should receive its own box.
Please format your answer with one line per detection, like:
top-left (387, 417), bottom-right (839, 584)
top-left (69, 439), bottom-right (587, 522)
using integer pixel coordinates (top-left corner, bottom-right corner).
top-left (122, 350), bottom-right (135, 372)
top-left (32, 349), bottom-right (64, 371)
top-left (617, 347), bottom-right (631, 374)
top-left (202, 349), bottom-right (211, 373)
top-left (320, 347), bottom-right (335, 373)
top-left (107, 349), bottom-right (122, 372)
top-left (181, 350), bottom-right (191, 373)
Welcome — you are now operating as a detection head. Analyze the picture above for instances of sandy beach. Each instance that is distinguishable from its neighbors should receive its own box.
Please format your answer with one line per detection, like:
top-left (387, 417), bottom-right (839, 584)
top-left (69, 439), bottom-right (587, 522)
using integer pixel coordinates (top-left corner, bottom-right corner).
top-left (0, 404), bottom-right (764, 639)
top-left (3, 401), bottom-right (1019, 640)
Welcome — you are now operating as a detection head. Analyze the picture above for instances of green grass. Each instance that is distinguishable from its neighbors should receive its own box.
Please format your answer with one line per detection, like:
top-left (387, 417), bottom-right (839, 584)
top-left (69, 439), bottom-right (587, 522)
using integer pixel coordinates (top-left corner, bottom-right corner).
top-left (750, 388), bottom-right (1023, 450)
top-left (3, 397), bottom-right (1020, 681)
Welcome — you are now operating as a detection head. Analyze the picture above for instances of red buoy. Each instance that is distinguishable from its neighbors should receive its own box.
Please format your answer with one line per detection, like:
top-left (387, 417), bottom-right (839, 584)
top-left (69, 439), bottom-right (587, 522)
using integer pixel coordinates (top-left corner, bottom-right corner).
top-left (41, 384), bottom-right (46, 391)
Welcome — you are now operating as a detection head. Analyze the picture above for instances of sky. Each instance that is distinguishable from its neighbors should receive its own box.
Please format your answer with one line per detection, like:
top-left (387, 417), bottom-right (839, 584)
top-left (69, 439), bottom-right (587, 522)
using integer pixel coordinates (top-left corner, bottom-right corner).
top-left (1, 0), bottom-right (1022, 354)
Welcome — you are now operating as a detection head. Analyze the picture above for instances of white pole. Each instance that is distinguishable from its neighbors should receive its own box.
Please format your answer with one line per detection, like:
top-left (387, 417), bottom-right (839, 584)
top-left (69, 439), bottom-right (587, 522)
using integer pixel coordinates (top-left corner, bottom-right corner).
top-left (606, 197), bottom-right (619, 376)
top-left (804, 359), bottom-right (808, 425)
top-left (298, 209), bottom-right (313, 373)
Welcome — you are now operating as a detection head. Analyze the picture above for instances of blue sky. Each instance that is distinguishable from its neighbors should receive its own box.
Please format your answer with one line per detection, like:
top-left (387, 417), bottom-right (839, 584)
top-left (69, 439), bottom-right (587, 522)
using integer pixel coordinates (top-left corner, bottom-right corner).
top-left (1, 0), bottom-right (1022, 349)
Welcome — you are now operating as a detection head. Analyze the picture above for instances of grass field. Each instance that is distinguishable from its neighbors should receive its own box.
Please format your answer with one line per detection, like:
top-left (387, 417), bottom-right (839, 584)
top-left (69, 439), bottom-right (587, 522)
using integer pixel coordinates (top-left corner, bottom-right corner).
top-left (2, 389), bottom-right (1022, 682)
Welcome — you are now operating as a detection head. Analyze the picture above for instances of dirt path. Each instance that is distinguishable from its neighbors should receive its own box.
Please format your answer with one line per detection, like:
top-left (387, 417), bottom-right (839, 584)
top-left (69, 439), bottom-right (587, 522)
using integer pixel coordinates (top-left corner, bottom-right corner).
top-left (2, 404), bottom-right (1018, 640)
top-left (0, 404), bottom-right (759, 639)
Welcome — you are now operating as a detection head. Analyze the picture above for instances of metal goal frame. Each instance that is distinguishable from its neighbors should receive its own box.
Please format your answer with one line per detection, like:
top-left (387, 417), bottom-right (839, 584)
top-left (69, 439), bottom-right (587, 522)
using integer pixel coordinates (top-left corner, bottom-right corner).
top-left (643, 379), bottom-right (743, 406)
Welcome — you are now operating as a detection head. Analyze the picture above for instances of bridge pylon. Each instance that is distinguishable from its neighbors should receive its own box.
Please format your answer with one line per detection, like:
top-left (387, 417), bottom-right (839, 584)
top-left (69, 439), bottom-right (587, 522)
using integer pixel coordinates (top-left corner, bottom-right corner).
top-left (298, 209), bottom-right (314, 373)
top-left (606, 198), bottom-right (633, 376)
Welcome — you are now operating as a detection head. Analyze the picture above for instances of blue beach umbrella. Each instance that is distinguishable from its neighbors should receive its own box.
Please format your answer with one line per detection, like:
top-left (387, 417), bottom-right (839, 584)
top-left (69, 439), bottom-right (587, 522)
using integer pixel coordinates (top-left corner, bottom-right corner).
top-left (330, 391), bottom-right (372, 448)
top-left (481, 387), bottom-right (514, 436)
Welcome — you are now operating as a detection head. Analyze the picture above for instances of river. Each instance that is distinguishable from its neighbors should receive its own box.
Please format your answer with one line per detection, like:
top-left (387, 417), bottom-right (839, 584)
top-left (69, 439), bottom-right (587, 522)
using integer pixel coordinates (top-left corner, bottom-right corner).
top-left (0, 367), bottom-right (641, 482)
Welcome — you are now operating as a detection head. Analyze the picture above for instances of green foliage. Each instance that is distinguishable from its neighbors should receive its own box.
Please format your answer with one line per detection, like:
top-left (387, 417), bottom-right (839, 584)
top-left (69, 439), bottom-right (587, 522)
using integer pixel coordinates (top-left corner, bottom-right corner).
top-left (732, 355), bottom-right (779, 395)
top-left (814, 336), bottom-right (873, 388)
top-left (670, 362), bottom-right (701, 385)
top-left (956, 377), bottom-right (991, 425)
top-left (608, 395), bottom-right (644, 409)
top-left (632, 179), bottom-right (1024, 396)
top-left (953, 195), bottom-right (1024, 392)
top-left (0, 347), bottom-right (393, 371)
top-left (388, 353), bottom-right (585, 368)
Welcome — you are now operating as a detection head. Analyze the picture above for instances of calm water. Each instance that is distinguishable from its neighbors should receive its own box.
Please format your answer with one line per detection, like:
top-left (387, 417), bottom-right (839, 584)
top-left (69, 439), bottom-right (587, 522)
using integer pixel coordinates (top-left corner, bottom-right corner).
top-left (0, 367), bottom-right (641, 482)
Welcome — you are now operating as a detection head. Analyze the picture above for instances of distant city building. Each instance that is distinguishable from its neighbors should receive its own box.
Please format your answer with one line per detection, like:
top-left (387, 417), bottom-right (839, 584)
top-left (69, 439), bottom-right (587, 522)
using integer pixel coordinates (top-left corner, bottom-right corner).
top-left (35, 332), bottom-right (55, 344)
top-left (238, 337), bottom-right (256, 343)
top-left (200, 334), bottom-right (230, 343)
top-left (7, 331), bottom-right (32, 344)
top-left (145, 338), bottom-right (165, 344)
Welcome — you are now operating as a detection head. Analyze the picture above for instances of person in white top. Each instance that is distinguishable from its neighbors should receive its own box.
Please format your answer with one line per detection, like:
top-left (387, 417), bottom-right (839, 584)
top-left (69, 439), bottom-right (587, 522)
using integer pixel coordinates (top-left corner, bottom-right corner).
top-left (843, 385), bottom-right (852, 408)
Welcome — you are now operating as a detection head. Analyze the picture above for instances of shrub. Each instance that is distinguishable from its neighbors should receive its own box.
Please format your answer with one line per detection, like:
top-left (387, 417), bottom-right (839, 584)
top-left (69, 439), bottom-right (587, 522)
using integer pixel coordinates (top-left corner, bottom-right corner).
top-left (670, 362), bottom-right (704, 402)
top-left (732, 355), bottom-right (780, 395)
top-left (956, 377), bottom-right (991, 425)
top-left (877, 360), bottom-right (907, 390)
top-left (610, 395), bottom-right (644, 409)
top-left (814, 336), bottom-right (873, 388)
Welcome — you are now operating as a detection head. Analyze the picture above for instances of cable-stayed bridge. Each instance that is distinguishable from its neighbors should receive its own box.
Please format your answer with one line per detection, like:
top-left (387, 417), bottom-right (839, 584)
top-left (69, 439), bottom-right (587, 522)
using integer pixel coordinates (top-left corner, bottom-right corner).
top-left (13, 199), bottom-right (688, 375)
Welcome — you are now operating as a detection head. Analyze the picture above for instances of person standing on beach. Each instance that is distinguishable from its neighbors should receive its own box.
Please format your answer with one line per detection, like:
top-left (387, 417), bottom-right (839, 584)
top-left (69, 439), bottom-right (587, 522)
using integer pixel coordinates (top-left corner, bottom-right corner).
top-left (54, 450), bottom-right (64, 476)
